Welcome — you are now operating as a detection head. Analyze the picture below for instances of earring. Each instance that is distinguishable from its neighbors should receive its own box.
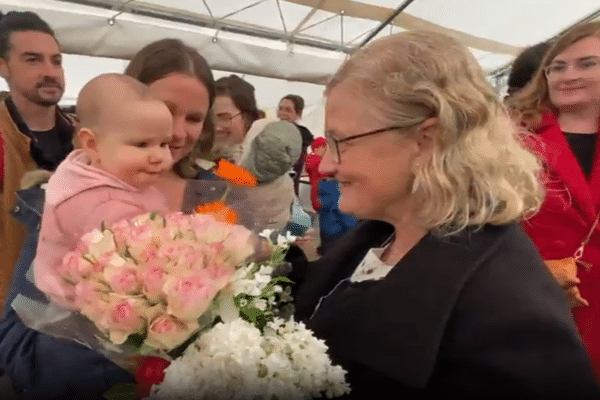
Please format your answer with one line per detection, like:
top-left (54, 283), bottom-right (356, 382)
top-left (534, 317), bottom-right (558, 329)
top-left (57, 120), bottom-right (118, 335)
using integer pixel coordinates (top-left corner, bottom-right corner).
top-left (411, 162), bottom-right (420, 194)
top-left (411, 177), bottom-right (420, 194)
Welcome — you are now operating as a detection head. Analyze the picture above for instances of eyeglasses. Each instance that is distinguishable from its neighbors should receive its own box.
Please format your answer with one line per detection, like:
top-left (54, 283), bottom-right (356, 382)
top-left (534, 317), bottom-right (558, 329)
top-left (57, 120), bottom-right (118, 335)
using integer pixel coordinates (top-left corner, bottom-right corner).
top-left (544, 56), bottom-right (600, 78)
top-left (325, 125), bottom-right (412, 163)
top-left (215, 111), bottom-right (242, 126)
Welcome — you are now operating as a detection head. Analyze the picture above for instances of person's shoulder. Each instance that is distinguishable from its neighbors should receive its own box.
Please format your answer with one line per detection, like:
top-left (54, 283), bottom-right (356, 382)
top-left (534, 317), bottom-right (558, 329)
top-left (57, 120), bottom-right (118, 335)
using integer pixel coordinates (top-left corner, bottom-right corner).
top-left (0, 97), bottom-right (13, 124)
top-left (295, 124), bottom-right (314, 140)
top-left (473, 223), bottom-right (543, 271)
top-left (453, 223), bottom-right (566, 309)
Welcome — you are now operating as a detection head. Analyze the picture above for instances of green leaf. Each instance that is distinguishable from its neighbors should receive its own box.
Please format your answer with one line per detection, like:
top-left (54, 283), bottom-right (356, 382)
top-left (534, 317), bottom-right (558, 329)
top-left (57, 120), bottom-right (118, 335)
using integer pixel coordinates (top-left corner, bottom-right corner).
top-left (240, 307), bottom-right (270, 331)
top-left (258, 364), bottom-right (268, 378)
top-left (123, 332), bottom-right (146, 348)
top-left (240, 306), bottom-right (261, 323)
top-left (103, 383), bottom-right (137, 400)
top-left (269, 276), bottom-right (293, 286)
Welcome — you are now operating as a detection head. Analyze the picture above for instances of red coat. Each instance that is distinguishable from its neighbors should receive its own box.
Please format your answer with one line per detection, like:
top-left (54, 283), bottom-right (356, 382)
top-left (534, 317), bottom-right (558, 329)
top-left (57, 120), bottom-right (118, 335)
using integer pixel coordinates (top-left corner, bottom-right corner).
top-left (305, 153), bottom-right (327, 211)
top-left (522, 112), bottom-right (600, 377)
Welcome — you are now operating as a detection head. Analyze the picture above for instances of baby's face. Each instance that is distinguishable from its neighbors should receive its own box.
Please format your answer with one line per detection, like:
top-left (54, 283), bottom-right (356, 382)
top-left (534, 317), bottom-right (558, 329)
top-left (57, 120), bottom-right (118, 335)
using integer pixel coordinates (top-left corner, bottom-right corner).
top-left (96, 100), bottom-right (174, 188)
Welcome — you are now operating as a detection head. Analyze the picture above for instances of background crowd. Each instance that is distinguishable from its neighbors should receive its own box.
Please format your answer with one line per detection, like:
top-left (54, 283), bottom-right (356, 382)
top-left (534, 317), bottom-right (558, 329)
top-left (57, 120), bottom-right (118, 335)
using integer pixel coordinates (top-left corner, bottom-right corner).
top-left (1, 8), bottom-right (600, 400)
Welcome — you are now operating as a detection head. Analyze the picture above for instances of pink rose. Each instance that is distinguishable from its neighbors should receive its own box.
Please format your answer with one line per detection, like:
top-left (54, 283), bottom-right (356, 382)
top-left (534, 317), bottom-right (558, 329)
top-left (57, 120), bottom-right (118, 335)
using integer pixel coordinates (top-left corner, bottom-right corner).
top-left (190, 216), bottom-right (230, 243)
top-left (209, 242), bottom-right (224, 255)
top-left (75, 280), bottom-right (109, 320)
top-left (81, 229), bottom-right (117, 260)
top-left (59, 251), bottom-right (88, 283)
top-left (141, 262), bottom-right (167, 303)
top-left (205, 262), bottom-right (235, 292)
top-left (131, 224), bottom-right (153, 242)
top-left (145, 314), bottom-right (199, 351)
top-left (75, 241), bottom-right (88, 254)
top-left (221, 226), bottom-right (255, 265)
top-left (103, 262), bottom-right (141, 295)
top-left (163, 273), bottom-right (218, 321)
top-left (110, 220), bottom-right (133, 251)
top-left (99, 297), bottom-right (148, 344)
top-left (126, 225), bottom-right (156, 261)
top-left (92, 252), bottom-right (115, 273)
top-left (173, 245), bottom-right (201, 270)
top-left (157, 241), bottom-right (182, 261)
top-left (162, 213), bottom-right (195, 242)
top-left (164, 212), bottom-right (192, 230)
top-left (132, 212), bottom-right (166, 230)
top-left (140, 244), bottom-right (159, 262)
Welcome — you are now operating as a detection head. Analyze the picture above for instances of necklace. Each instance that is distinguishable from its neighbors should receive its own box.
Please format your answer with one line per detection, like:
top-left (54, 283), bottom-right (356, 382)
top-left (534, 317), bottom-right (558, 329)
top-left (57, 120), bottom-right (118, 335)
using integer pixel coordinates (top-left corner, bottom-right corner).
top-left (379, 234), bottom-right (396, 264)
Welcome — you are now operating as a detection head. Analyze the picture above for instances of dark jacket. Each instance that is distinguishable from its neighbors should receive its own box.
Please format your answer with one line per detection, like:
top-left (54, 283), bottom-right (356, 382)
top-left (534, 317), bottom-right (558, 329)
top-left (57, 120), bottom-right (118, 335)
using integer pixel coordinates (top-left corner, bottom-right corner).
top-left (295, 220), bottom-right (600, 399)
top-left (0, 185), bottom-right (134, 400)
top-left (292, 124), bottom-right (313, 195)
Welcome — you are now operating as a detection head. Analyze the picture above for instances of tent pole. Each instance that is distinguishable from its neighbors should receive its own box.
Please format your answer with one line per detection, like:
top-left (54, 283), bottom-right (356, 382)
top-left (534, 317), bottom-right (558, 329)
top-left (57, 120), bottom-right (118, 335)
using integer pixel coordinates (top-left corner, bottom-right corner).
top-left (359, 0), bottom-right (416, 48)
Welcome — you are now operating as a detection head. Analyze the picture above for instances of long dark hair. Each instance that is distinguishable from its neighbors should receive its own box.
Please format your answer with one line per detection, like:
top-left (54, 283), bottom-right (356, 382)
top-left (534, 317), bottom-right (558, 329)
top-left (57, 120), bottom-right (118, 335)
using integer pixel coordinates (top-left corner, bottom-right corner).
top-left (215, 75), bottom-right (260, 131)
top-left (125, 39), bottom-right (216, 177)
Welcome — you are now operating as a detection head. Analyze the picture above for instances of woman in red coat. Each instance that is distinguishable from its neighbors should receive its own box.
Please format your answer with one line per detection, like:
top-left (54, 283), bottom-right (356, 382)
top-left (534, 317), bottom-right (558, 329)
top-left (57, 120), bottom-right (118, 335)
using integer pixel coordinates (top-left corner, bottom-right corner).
top-left (510, 21), bottom-right (600, 378)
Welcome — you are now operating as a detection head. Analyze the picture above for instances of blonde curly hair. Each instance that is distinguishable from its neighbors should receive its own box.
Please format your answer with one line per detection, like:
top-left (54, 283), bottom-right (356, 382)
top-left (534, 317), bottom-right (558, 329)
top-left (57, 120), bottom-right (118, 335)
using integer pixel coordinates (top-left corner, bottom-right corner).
top-left (327, 30), bottom-right (544, 234)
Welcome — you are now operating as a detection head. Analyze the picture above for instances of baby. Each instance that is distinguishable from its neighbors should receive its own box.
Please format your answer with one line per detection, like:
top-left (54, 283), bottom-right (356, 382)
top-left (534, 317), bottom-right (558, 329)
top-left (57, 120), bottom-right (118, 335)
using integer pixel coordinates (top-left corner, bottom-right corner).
top-left (34, 73), bottom-right (173, 306)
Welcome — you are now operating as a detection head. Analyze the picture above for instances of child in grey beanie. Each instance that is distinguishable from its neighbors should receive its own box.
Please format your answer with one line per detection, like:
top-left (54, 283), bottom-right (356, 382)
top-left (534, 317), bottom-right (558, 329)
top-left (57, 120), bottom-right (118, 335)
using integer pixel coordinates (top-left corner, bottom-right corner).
top-left (240, 120), bottom-right (302, 230)
top-left (241, 120), bottom-right (302, 183)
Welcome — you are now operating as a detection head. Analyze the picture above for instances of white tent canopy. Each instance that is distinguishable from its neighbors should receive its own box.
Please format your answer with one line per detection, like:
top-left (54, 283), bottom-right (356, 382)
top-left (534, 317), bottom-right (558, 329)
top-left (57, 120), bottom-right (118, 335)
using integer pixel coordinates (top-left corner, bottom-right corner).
top-left (4, 0), bottom-right (600, 81)
top-left (0, 0), bottom-right (598, 135)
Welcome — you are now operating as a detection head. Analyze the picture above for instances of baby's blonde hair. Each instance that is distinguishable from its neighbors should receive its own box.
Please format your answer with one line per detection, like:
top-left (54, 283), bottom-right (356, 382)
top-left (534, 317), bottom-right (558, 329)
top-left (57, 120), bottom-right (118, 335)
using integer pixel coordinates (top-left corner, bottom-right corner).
top-left (328, 31), bottom-right (544, 234)
top-left (76, 73), bottom-right (152, 132)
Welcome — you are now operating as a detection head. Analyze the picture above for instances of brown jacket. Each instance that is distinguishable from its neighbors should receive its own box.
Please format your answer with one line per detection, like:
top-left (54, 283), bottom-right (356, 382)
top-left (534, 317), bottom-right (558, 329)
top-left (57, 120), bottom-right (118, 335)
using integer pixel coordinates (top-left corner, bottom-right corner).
top-left (0, 99), bottom-right (74, 308)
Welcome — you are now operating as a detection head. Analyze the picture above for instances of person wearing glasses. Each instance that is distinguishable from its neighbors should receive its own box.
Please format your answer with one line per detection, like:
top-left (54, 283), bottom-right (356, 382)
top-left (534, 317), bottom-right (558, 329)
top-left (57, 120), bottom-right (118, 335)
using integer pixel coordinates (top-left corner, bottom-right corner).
top-left (211, 75), bottom-right (261, 163)
top-left (291, 30), bottom-right (599, 398)
top-left (509, 21), bottom-right (600, 378)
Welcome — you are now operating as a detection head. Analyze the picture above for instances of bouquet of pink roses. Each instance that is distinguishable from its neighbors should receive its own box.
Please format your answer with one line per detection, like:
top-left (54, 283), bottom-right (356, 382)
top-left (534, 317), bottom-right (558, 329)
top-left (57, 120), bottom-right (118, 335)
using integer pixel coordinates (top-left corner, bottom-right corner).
top-left (17, 211), bottom-right (257, 368)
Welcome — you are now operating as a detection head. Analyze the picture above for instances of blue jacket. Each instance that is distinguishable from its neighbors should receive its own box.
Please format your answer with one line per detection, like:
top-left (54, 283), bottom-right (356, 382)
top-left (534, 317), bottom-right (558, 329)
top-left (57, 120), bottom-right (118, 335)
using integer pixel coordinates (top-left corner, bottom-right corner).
top-left (0, 186), bottom-right (134, 399)
top-left (318, 179), bottom-right (357, 239)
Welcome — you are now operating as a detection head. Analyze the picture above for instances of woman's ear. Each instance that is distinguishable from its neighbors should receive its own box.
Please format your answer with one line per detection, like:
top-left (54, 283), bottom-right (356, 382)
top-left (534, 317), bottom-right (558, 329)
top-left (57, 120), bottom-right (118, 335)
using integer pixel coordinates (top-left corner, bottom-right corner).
top-left (415, 117), bottom-right (438, 151)
top-left (412, 117), bottom-right (438, 172)
top-left (77, 128), bottom-right (100, 162)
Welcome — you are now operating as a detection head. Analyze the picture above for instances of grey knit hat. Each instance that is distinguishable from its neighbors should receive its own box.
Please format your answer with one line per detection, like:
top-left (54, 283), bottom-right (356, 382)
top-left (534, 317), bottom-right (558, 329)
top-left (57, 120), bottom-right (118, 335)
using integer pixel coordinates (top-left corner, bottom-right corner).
top-left (240, 120), bottom-right (302, 184)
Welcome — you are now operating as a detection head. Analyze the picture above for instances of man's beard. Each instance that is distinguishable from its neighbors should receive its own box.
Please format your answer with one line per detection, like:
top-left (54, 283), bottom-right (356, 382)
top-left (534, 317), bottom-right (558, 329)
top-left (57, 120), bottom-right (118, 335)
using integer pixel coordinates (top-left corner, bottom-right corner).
top-left (22, 76), bottom-right (64, 107)
top-left (23, 86), bottom-right (63, 107)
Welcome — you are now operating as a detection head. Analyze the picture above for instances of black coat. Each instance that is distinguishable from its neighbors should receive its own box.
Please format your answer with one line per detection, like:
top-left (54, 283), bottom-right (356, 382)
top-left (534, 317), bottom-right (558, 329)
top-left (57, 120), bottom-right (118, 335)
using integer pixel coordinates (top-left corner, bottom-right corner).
top-left (294, 221), bottom-right (600, 399)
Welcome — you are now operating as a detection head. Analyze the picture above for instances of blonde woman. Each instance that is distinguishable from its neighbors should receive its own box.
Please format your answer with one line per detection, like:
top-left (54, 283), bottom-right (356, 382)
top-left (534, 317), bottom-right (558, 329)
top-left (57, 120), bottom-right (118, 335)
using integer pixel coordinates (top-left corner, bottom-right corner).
top-left (510, 21), bottom-right (600, 379)
top-left (293, 31), bottom-right (599, 398)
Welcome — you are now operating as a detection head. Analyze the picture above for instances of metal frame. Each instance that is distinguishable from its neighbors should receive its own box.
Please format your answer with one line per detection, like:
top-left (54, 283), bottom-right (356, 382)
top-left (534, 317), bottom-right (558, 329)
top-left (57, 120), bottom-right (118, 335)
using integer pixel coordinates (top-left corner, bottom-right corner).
top-left (56, 0), bottom-right (357, 53)
top-left (359, 0), bottom-right (415, 47)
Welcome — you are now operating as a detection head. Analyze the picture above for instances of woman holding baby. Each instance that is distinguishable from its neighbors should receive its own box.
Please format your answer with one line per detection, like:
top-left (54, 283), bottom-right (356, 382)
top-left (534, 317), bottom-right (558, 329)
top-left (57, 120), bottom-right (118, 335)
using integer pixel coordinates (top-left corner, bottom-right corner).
top-left (0, 38), bottom-right (216, 399)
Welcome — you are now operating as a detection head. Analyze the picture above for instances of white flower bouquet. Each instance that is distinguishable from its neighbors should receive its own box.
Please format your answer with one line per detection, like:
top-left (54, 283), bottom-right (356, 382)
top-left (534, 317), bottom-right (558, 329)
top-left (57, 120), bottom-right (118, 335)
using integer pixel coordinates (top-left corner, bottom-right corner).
top-left (147, 231), bottom-right (351, 399)
top-left (18, 208), bottom-right (350, 399)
